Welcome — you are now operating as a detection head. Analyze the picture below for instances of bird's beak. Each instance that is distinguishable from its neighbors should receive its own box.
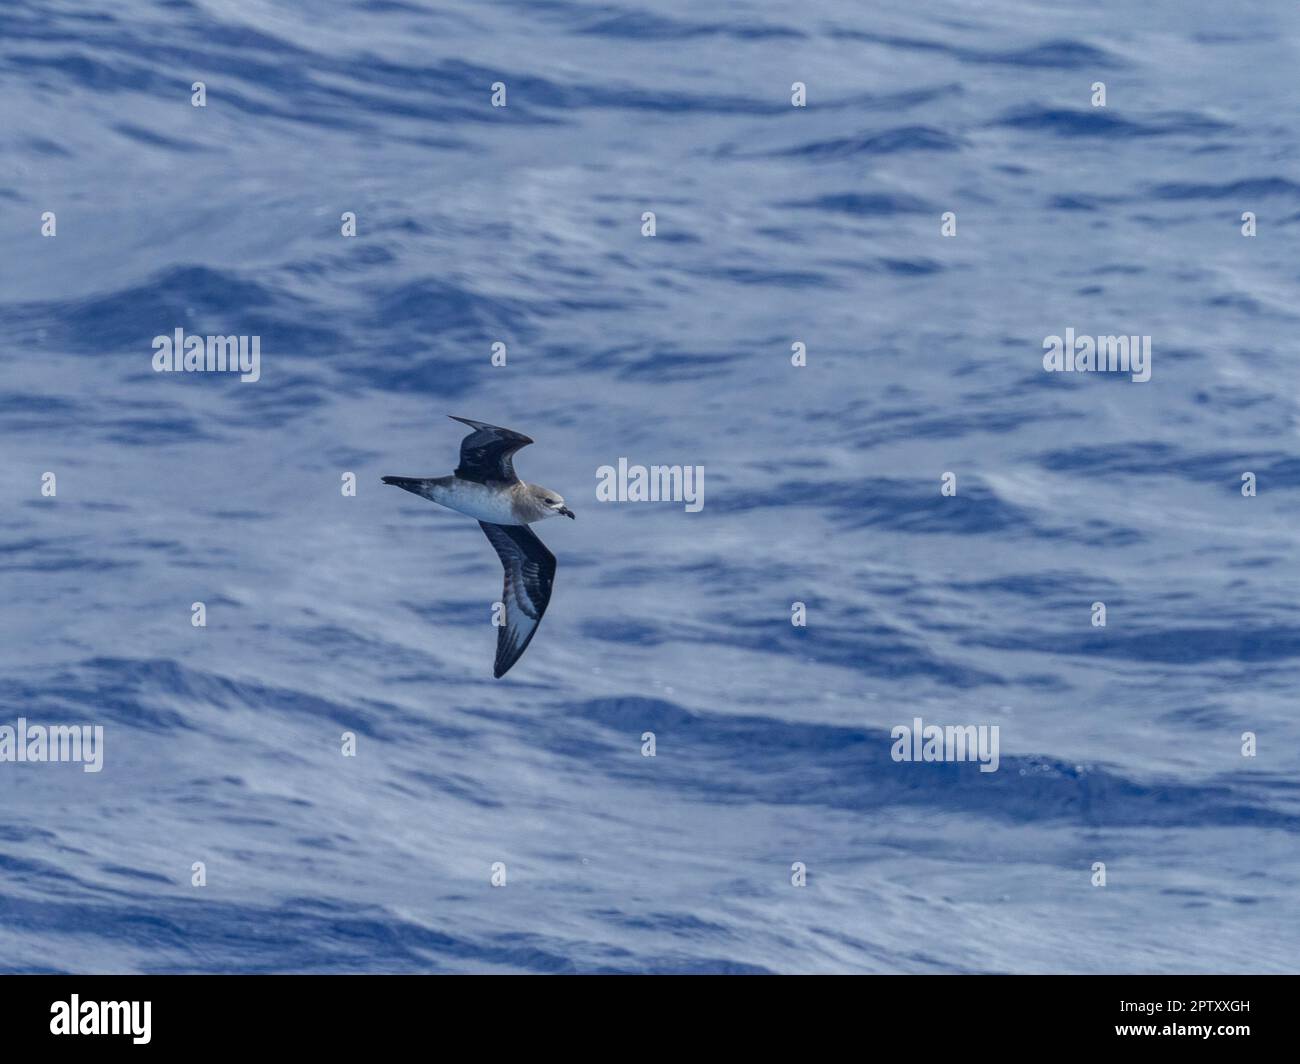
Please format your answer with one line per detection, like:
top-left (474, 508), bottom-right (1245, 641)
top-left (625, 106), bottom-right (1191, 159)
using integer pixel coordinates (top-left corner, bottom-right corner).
top-left (558, 506), bottom-right (575, 520)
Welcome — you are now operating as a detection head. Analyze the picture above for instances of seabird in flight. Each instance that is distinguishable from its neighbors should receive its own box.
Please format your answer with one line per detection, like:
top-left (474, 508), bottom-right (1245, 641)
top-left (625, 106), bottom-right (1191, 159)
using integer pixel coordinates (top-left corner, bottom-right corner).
top-left (382, 416), bottom-right (574, 678)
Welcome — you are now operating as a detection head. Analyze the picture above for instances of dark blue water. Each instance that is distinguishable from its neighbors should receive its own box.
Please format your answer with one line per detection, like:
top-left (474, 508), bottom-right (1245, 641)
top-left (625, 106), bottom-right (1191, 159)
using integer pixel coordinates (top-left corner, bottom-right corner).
top-left (2, 0), bottom-right (1298, 973)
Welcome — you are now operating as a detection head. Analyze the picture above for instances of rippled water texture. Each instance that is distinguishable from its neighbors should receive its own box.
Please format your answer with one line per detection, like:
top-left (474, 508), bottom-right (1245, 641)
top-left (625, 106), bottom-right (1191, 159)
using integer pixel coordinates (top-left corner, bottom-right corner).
top-left (1, 0), bottom-right (1299, 972)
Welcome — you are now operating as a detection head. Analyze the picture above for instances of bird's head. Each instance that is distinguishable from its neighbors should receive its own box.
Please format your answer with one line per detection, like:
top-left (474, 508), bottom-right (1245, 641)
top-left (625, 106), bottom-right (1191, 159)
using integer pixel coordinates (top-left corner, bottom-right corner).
top-left (534, 487), bottom-right (575, 520)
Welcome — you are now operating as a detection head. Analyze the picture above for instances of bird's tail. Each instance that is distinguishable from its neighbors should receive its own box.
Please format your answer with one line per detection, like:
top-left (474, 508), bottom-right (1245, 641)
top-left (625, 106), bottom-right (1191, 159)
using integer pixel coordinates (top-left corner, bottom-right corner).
top-left (382, 476), bottom-right (426, 497)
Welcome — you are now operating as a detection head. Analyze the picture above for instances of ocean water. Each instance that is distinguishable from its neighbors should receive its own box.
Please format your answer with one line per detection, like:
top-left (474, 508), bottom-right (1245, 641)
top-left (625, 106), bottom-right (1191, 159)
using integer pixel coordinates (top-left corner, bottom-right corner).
top-left (2, 0), bottom-right (1299, 974)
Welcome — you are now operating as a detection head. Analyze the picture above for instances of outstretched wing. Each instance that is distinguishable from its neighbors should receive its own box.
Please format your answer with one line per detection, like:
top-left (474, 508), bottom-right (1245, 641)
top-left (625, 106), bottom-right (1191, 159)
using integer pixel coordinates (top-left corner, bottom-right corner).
top-left (478, 521), bottom-right (556, 678)
top-left (450, 416), bottom-right (533, 485)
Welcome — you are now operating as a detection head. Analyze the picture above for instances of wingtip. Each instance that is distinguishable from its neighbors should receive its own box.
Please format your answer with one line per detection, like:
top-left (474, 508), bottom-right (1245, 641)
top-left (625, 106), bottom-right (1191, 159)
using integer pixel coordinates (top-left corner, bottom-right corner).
top-left (449, 414), bottom-right (534, 445)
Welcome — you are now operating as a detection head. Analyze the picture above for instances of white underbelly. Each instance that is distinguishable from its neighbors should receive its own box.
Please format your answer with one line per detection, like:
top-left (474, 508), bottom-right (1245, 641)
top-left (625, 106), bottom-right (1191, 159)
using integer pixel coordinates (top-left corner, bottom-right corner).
top-left (434, 480), bottom-right (521, 524)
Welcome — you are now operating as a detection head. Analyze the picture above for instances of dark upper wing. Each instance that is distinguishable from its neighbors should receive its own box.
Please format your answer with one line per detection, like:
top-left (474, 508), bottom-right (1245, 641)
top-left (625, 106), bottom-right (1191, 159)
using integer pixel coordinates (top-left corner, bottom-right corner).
top-left (450, 416), bottom-right (533, 485)
top-left (478, 521), bottom-right (557, 678)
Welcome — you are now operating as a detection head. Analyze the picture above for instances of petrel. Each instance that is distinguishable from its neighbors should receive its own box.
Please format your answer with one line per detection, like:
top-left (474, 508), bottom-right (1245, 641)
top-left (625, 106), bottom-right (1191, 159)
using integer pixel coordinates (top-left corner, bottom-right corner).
top-left (382, 416), bottom-right (574, 678)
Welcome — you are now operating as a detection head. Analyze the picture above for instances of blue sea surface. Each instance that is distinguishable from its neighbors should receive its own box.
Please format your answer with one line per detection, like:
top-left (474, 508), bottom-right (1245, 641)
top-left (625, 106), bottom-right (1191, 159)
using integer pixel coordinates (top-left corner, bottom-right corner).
top-left (2, 0), bottom-right (1299, 973)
